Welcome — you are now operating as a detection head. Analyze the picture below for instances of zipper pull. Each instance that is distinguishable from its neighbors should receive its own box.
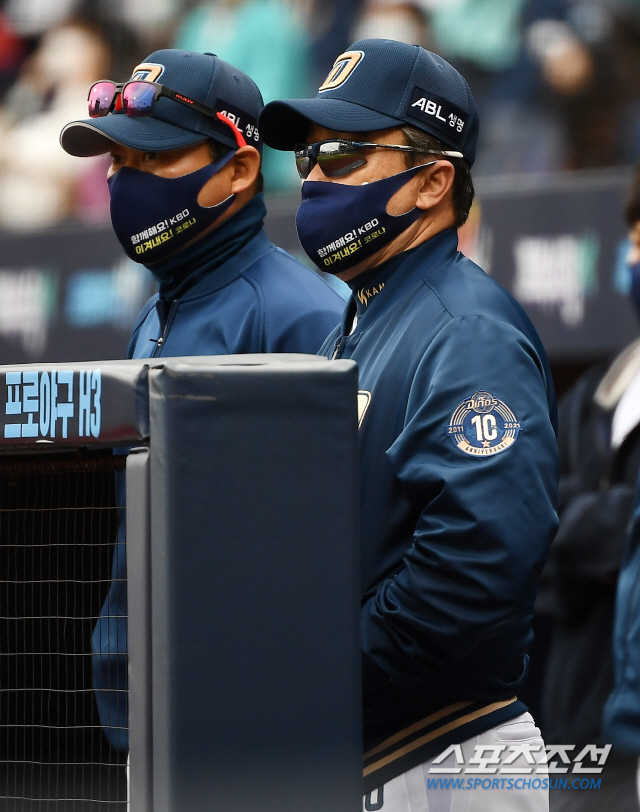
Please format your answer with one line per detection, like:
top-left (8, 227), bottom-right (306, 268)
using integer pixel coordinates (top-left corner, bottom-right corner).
top-left (153, 300), bottom-right (176, 357)
top-left (151, 334), bottom-right (165, 358)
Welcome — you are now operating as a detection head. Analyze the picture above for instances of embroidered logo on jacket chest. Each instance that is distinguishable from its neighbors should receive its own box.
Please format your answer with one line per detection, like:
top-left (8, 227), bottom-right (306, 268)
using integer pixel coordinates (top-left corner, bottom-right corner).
top-left (357, 391), bottom-right (371, 428)
top-left (356, 283), bottom-right (385, 308)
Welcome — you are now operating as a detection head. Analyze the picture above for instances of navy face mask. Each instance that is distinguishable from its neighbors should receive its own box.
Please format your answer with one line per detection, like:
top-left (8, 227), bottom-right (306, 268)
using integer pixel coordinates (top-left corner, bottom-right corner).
top-left (629, 260), bottom-right (640, 322)
top-left (108, 150), bottom-right (236, 264)
top-left (295, 162), bottom-right (436, 275)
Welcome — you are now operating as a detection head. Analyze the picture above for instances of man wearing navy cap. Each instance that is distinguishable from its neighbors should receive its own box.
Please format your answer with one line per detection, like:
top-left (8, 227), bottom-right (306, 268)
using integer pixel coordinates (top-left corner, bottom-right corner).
top-left (259, 39), bottom-right (558, 811)
top-left (60, 49), bottom-right (343, 773)
top-left (60, 49), bottom-right (343, 360)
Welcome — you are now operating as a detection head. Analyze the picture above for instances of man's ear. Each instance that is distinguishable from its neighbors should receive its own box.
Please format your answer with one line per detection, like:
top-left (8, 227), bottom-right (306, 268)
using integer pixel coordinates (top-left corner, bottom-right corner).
top-left (229, 146), bottom-right (261, 195)
top-left (197, 145), bottom-right (261, 206)
top-left (414, 160), bottom-right (455, 212)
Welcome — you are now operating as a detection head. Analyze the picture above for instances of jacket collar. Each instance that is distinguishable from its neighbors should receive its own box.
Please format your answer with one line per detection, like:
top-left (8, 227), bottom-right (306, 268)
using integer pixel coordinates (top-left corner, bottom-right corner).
top-left (175, 229), bottom-right (273, 301)
top-left (346, 227), bottom-right (459, 329)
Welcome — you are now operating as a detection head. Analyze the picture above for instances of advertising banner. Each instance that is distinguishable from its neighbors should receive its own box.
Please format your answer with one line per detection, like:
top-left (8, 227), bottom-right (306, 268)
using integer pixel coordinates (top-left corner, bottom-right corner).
top-left (0, 167), bottom-right (635, 363)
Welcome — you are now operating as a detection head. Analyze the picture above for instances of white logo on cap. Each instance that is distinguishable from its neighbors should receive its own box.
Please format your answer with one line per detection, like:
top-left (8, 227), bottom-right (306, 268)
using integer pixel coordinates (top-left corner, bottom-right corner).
top-left (411, 97), bottom-right (447, 123)
top-left (130, 62), bottom-right (165, 83)
top-left (319, 51), bottom-right (364, 92)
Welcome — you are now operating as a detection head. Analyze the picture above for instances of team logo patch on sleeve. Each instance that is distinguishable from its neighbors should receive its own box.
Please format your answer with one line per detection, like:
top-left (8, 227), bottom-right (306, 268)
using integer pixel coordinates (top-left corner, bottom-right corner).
top-left (447, 391), bottom-right (521, 457)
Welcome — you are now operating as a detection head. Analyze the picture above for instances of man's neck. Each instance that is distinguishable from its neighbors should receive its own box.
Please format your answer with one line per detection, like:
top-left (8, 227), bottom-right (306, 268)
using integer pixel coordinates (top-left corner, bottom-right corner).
top-left (337, 210), bottom-right (456, 283)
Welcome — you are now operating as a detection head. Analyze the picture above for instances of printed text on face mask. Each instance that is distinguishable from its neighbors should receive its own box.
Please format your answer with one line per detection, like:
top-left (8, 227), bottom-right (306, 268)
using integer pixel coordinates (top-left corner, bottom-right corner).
top-left (130, 208), bottom-right (197, 255)
top-left (317, 218), bottom-right (387, 267)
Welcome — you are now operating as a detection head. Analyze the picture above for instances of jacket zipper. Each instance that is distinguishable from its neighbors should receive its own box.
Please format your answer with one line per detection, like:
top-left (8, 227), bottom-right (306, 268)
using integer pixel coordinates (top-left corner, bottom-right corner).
top-left (152, 301), bottom-right (176, 358)
top-left (333, 301), bottom-right (357, 359)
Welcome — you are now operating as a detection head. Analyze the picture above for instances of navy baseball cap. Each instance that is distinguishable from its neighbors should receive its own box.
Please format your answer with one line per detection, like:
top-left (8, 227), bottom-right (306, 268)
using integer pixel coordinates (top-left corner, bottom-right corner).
top-left (60, 49), bottom-right (264, 157)
top-left (259, 39), bottom-right (478, 166)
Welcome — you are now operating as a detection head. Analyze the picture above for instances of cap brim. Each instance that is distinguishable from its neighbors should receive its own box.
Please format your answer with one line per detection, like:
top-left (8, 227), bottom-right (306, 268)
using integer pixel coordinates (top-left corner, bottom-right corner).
top-left (258, 98), bottom-right (404, 150)
top-left (60, 114), bottom-right (208, 157)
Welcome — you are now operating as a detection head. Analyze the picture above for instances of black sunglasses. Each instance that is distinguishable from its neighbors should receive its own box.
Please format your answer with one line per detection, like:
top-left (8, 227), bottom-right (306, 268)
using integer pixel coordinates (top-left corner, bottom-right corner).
top-left (294, 139), bottom-right (464, 179)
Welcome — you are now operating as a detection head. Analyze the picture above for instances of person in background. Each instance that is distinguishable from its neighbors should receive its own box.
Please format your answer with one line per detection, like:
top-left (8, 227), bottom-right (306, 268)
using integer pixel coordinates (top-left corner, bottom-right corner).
top-left (603, 165), bottom-right (640, 810)
top-left (526, 0), bottom-right (640, 169)
top-left (351, 0), bottom-right (430, 49)
top-left (425, 0), bottom-right (564, 175)
top-left (174, 0), bottom-right (312, 190)
top-left (539, 165), bottom-right (640, 812)
top-left (59, 47), bottom-right (344, 761)
top-left (0, 19), bottom-right (110, 228)
top-left (306, 0), bottom-right (363, 88)
top-left (0, 11), bottom-right (25, 101)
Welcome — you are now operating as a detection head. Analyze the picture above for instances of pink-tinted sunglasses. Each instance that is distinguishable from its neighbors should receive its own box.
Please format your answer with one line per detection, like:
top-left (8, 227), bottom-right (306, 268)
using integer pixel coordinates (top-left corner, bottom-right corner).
top-left (87, 79), bottom-right (247, 148)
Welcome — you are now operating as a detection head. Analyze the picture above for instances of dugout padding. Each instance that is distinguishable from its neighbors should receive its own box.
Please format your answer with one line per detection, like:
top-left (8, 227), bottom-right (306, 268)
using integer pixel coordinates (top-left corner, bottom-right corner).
top-left (0, 355), bottom-right (361, 812)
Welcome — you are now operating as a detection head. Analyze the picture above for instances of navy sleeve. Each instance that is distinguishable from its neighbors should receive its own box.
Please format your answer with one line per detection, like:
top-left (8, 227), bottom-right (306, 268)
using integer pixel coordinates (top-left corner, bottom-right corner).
top-left (603, 476), bottom-right (640, 752)
top-left (253, 250), bottom-right (345, 354)
top-left (268, 304), bottom-right (344, 354)
top-left (361, 315), bottom-right (559, 692)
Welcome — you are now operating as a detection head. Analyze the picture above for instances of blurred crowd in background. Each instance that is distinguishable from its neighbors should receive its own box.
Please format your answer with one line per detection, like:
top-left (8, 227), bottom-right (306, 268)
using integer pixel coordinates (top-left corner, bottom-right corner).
top-left (2, 0), bottom-right (640, 229)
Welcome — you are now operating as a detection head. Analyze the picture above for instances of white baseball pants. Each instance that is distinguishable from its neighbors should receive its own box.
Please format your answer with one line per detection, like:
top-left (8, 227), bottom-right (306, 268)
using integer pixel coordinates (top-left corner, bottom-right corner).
top-left (363, 712), bottom-right (549, 812)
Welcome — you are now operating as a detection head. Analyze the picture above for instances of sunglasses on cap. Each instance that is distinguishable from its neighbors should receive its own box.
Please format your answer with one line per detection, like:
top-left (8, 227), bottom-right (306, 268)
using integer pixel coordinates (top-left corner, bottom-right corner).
top-left (87, 79), bottom-right (247, 148)
top-left (294, 139), bottom-right (463, 180)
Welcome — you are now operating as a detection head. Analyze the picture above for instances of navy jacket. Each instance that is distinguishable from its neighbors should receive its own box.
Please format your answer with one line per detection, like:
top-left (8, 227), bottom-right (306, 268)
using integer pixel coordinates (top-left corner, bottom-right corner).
top-left (92, 228), bottom-right (344, 751)
top-left (320, 228), bottom-right (559, 791)
top-left (128, 229), bottom-right (344, 358)
top-left (603, 474), bottom-right (640, 754)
